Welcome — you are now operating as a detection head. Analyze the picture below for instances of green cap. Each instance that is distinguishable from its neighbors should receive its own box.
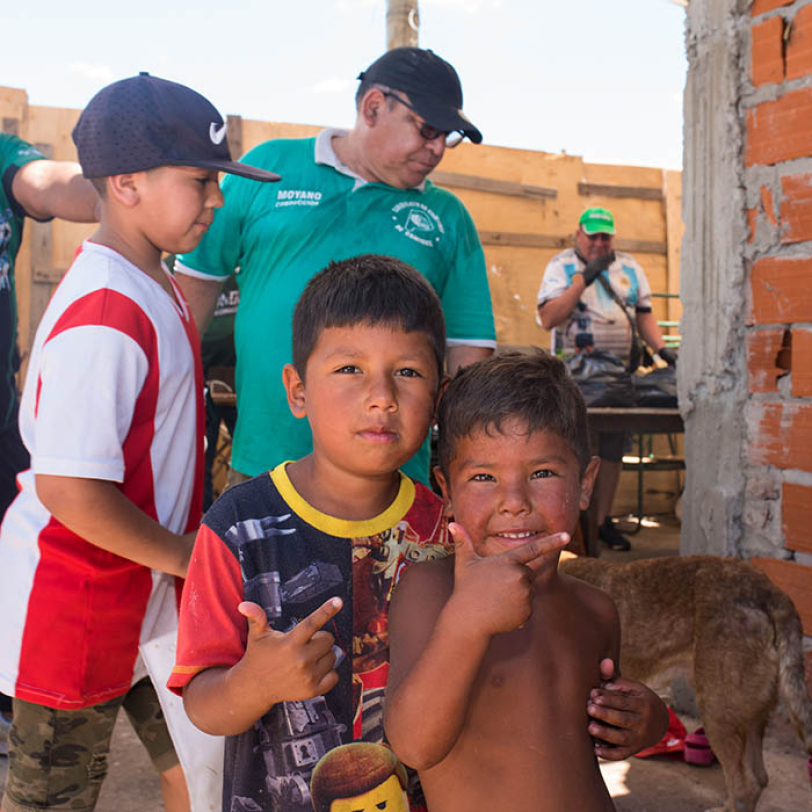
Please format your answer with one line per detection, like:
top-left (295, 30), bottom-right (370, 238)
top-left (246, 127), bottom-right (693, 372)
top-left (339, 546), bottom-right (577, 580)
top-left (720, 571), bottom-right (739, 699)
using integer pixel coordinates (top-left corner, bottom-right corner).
top-left (579, 206), bottom-right (615, 235)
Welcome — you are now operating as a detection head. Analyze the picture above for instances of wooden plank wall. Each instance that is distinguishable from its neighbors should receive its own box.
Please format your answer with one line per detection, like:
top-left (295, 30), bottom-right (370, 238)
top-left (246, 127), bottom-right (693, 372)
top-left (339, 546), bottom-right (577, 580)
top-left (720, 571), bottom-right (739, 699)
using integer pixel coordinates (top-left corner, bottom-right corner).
top-left (1, 87), bottom-right (683, 515)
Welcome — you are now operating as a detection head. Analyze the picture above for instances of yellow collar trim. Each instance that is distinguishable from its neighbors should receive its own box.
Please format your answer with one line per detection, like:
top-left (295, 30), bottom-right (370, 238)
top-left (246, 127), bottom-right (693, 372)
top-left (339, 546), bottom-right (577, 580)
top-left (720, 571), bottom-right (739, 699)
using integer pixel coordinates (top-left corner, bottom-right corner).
top-left (270, 462), bottom-right (415, 538)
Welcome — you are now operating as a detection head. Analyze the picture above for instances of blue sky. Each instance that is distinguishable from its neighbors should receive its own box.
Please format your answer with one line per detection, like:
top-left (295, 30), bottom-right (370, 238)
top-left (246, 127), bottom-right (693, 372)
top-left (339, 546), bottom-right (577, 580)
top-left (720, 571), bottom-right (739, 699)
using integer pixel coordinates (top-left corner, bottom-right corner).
top-left (1, 0), bottom-right (687, 168)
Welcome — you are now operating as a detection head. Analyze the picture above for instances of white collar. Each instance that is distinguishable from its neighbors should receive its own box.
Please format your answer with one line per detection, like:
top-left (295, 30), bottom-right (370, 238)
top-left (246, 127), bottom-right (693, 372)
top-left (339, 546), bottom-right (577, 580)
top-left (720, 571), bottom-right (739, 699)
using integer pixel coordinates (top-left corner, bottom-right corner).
top-left (314, 128), bottom-right (427, 192)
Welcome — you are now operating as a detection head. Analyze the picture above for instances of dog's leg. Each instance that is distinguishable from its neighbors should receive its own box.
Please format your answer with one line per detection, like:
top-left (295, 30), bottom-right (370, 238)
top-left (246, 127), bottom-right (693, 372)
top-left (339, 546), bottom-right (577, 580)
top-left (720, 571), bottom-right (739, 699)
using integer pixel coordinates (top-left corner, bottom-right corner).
top-left (744, 711), bottom-right (772, 791)
top-left (694, 609), bottom-right (777, 812)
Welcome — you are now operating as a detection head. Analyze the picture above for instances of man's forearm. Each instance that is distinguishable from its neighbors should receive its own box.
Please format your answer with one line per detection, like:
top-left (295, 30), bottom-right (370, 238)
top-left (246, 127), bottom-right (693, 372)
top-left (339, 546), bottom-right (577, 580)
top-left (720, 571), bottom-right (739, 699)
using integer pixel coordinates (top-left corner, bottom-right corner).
top-left (174, 271), bottom-right (225, 334)
top-left (13, 160), bottom-right (99, 222)
top-left (35, 474), bottom-right (194, 577)
top-left (636, 310), bottom-right (666, 353)
top-left (538, 275), bottom-right (586, 330)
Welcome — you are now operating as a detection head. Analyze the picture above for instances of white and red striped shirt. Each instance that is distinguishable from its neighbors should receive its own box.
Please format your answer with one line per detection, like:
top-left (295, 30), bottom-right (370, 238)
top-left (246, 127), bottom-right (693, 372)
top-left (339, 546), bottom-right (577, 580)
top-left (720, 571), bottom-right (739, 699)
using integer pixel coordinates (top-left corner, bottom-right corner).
top-left (0, 241), bottom-right (204, 709)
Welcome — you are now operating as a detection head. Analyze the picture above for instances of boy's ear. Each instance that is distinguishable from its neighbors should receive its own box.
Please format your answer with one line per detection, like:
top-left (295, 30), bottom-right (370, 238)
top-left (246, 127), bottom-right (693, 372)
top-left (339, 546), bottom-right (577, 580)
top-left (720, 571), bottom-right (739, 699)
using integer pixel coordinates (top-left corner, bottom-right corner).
top-left (579, 456), bottom-right (601, 511)
top-left (434, 374), bottom-right (451, 417)
top-left (107, 173), bottom-right (141, 208)
top-left (282, 363), bottom-right (307, 419)
top-left (432, 466), bottom-right (454, 519)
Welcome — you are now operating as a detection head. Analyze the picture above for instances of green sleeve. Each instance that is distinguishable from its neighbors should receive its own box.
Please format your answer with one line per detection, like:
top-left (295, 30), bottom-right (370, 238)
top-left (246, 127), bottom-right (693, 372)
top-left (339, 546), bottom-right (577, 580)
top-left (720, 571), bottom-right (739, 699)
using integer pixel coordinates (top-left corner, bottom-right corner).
top-left (438, 199), bottom-right (496, 343)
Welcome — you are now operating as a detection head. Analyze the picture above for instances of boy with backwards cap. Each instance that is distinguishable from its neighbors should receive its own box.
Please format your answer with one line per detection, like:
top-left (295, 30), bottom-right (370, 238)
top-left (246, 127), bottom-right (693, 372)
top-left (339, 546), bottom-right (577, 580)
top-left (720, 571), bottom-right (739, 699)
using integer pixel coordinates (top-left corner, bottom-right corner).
top-left (0, 74), bottom-right (278, 812)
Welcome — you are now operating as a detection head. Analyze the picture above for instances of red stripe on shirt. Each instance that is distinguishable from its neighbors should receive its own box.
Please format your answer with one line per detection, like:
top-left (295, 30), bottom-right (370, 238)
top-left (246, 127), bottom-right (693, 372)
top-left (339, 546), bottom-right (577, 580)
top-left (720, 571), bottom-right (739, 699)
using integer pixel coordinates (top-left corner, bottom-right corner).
top-left (19, 287), bottom-right (161, 707)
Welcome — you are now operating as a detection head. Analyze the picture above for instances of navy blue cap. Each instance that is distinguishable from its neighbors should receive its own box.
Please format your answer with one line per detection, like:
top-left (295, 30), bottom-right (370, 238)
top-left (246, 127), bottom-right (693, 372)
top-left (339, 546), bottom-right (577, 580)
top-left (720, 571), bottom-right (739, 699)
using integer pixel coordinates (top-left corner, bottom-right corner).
top-left (358, 48), bottom-right (482, 144)
top-left (72, 73), bottom-right (280, 182)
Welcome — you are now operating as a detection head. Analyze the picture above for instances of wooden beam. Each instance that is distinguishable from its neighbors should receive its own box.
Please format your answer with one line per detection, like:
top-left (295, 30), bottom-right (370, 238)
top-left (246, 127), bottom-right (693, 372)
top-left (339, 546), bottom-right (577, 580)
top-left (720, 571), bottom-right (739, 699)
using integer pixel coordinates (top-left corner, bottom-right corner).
top-left (578, 182), bottom-right (664, 201)
top-left (2, 117), bottom-right (19, 136)
top-left (226, 114), bottom-right (243, 161)
top-left (616, 238), bottom-right (668, 255)
top-left (479, 231), bottom-right (567, 249)
top-left (33, 267), bottom-right (66, 283)
top-left (479, 230), bottom-right (667, 255)
top-left (431, 170), bottom-right (557, 199)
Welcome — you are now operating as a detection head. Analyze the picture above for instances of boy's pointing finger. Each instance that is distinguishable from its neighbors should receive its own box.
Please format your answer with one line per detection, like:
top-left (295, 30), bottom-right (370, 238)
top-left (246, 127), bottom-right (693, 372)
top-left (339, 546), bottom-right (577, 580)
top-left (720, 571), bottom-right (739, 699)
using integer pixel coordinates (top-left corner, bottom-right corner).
top-left (500, 532), bottom-right (569, 565)
top-left (290, 596), bottom-right (343, 644)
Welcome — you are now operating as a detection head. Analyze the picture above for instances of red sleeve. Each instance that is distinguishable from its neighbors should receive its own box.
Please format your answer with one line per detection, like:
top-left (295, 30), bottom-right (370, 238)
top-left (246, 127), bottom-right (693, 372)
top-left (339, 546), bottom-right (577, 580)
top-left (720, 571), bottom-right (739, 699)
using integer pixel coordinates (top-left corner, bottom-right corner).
top-left (168, 524), bottom-right (245, 695)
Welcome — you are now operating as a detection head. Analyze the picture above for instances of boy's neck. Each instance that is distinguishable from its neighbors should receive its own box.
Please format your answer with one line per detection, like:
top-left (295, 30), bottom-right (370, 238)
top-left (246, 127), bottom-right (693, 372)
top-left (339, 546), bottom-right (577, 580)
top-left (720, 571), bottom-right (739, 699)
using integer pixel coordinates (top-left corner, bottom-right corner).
top-left (530, 553), bottom-right (563, 592)
top-left (90, 217), bottom-right (175, 301)
top-left (285, 455), bottom-right (403, 522)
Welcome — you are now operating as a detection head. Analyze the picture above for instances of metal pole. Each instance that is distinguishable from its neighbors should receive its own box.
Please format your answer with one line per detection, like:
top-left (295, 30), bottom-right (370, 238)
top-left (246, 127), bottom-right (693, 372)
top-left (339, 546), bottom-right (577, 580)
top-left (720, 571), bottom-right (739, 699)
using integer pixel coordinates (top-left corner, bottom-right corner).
top-left (387, 0), bottom-right (420, 49)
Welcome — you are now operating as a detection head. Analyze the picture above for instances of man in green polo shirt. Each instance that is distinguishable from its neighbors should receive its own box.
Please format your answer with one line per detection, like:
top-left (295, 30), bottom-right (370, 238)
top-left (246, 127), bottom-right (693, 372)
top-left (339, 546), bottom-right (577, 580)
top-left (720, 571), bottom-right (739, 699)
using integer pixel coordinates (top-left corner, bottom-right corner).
top-left (174, 48), bottom-right (496, 485)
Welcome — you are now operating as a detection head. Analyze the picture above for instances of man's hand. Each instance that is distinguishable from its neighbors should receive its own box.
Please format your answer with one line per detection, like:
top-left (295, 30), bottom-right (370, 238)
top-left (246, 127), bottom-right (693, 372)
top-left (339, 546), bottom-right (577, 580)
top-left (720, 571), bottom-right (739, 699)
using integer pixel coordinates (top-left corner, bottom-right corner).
top-left (580, 251), bottom-right (616, 287)
top-left (448, 522), bottom-right (569, 637)
top-left (658, 347), bottom-right (677, 367)
top-left (587, 657), bottom-right (669, 760)
top-left (236, 597), bottom-right (343, 706)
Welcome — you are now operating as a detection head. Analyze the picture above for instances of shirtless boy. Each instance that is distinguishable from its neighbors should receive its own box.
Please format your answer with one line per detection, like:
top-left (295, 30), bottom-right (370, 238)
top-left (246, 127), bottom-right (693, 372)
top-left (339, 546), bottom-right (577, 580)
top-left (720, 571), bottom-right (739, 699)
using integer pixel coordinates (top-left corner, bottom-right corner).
top-left (385, 350), bottom-right (661, 811)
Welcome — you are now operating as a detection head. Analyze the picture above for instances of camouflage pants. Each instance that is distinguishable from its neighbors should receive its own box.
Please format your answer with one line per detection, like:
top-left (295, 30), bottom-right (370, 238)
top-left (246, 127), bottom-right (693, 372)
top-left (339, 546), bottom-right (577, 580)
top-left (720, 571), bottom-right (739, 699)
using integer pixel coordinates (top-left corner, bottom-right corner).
top-left (2, 677), bottom-right (177, 812)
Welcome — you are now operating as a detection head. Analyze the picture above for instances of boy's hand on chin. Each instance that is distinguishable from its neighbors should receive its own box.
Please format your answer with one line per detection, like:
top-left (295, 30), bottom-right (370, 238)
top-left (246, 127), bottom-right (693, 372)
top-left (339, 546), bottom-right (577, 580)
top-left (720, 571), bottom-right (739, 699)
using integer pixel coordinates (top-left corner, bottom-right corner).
top-left (236, 597), bottom-right (343, 707)
top-left (448, 522), bottom-right (569, 637)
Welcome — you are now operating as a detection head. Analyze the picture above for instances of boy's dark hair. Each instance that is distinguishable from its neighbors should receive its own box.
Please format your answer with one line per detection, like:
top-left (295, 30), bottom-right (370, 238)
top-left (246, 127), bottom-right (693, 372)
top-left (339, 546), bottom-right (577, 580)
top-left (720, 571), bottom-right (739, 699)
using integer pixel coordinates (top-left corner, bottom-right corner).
top-left (89, 177), bottom-right (107, 198)
top-left (292, 254), bottom-right (446, 378)
top-left (437, 349), bottom-right (591, 474)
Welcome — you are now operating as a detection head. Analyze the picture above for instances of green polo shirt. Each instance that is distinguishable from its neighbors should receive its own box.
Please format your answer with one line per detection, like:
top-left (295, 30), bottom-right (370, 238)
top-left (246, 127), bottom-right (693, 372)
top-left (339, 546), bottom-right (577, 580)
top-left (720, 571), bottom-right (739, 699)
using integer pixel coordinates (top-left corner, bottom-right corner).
top-left (177, 132), bottom-right (495, 483)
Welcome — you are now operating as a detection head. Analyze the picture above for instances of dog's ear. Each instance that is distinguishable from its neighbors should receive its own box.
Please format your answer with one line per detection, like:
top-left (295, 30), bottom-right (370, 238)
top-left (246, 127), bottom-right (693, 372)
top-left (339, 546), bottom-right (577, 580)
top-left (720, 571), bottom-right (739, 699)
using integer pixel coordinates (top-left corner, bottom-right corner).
top-left (579, 457), bottom-right (601, 511)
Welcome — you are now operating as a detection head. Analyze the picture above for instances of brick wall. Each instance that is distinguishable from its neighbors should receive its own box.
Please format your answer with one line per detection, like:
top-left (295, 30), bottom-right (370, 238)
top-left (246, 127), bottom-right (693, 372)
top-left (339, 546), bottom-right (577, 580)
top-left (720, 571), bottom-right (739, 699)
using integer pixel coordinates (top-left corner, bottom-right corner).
top-left (744, 0), bottom-right (812, 668)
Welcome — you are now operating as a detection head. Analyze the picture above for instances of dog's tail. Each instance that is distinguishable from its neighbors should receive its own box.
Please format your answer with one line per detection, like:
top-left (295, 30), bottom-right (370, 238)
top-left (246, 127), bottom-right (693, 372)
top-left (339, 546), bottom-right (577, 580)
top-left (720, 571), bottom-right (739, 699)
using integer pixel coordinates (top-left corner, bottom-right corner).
top-left (770, 585), bottom-right (812, 755)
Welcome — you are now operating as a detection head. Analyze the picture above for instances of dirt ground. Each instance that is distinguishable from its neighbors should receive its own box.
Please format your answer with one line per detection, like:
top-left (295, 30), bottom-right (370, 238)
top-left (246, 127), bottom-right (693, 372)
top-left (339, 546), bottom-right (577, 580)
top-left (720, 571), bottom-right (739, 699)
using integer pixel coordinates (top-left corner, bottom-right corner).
top-left (2, 706), bottom-right (809, 812)
top-left (2, 517), bottom-right (811, 811)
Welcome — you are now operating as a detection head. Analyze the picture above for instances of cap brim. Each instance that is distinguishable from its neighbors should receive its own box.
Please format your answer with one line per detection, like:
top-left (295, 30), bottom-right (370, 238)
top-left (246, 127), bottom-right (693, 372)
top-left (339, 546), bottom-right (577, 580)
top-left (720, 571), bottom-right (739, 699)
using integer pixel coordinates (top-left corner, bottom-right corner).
top-left (581, 223), bottom-right (615, 235)
top-left (176, 159), bottom-right (281, 183)
top-left (408, 94), bottom-right (483, 144)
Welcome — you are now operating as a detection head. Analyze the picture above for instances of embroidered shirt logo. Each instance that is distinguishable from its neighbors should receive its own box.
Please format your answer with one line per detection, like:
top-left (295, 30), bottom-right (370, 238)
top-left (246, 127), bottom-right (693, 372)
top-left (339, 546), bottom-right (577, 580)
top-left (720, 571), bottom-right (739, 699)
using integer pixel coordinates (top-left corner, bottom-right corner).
top-left (391, 201), bottom-right (444, 247)
top-left (209, 122), bottom-right (227, 145)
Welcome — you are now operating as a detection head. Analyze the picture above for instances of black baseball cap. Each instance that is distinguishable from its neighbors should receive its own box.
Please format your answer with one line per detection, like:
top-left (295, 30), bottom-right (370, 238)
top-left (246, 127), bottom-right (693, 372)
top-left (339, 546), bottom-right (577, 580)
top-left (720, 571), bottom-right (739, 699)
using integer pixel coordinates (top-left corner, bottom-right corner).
top-left (72, 73), bottom-right (280, 182)
top-left (357, 48), bottom-right (482, 144)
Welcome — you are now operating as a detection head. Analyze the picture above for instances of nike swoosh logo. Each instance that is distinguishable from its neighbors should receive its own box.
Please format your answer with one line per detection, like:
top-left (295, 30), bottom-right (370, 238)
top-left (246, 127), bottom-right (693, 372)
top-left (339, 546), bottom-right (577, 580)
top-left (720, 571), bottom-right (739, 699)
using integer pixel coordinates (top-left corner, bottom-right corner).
top-left (209, 122), bottom-right (227, 145)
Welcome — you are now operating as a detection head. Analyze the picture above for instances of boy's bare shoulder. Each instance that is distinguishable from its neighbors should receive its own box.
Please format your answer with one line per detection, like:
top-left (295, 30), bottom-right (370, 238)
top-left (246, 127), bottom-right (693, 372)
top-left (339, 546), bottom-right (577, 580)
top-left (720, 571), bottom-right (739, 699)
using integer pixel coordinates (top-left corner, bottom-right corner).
top-left (559, 570), bottom-right (619, 628)
top-left (398, 556), bottom-right (455, 595)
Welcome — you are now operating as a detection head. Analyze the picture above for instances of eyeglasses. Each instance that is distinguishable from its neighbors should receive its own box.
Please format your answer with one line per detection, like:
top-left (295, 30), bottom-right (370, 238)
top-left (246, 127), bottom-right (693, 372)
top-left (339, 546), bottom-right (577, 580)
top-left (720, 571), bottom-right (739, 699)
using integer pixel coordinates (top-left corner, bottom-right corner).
top-left (585, 233), bottom-right (613, 242)
top-left (382, 92), bottom-right (464, 148)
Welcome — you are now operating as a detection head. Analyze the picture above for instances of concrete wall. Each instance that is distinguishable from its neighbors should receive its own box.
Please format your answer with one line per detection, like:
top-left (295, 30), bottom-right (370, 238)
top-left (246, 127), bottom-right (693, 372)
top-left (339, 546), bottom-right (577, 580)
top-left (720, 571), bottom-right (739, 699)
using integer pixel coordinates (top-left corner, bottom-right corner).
top-left (682, 0), bottom-right (812, 653)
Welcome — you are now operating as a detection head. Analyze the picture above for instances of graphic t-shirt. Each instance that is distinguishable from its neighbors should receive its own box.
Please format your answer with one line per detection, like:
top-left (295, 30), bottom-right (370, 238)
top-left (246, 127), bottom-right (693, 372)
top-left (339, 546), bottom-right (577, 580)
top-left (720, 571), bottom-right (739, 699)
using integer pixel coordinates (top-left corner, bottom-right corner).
top-left (0, 134), bottom-right (47, 430)
top-left (169, 464), bottom-right (451, 811)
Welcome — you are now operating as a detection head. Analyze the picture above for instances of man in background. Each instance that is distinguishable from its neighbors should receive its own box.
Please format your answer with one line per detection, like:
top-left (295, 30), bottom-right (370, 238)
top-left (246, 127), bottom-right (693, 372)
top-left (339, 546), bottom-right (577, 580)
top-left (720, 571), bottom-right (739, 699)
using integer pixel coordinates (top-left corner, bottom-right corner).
top-left (173, 48), bottom-right (496, 487)
top-left (537, 206), bottom-right (676, 551)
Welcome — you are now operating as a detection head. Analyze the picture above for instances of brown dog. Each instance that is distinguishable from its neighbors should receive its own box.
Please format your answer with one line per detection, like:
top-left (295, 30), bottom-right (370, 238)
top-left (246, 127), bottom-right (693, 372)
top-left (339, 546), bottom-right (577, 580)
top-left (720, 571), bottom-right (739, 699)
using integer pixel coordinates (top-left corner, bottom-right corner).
top-left (560, 554), bottom-right (812, 812)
